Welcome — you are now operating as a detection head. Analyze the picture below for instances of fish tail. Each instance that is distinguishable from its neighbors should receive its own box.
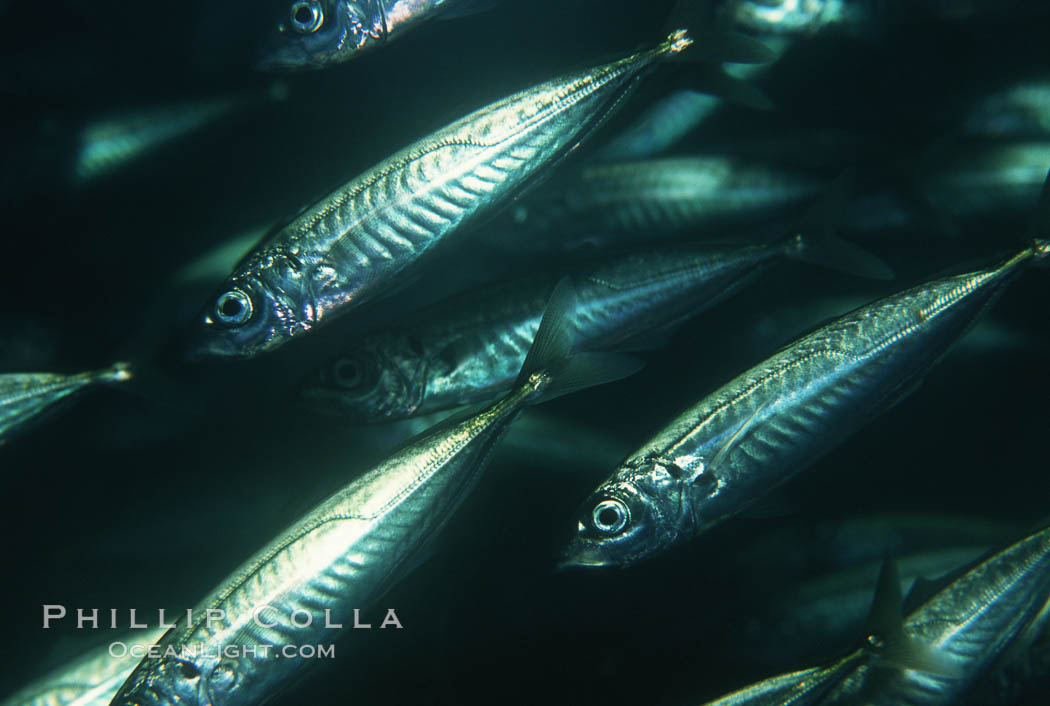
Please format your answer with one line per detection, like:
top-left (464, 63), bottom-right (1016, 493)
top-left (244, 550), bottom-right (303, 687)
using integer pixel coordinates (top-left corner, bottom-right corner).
top-left (515, 279), bottom-right (642, 406)
top-left (1033, 239), bottom-right (1050, 265)
top-left (662, 2), bottom-right (775, 64)
top-left (92, 361), bottom-right (133, 385)
top-left (788, 170), bottom-right (895, 280)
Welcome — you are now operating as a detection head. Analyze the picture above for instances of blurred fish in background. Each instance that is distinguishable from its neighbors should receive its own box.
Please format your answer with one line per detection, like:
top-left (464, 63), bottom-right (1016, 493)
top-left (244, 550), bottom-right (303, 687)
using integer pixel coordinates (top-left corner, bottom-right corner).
top-left (1, 0), bottom-right (1049, 705)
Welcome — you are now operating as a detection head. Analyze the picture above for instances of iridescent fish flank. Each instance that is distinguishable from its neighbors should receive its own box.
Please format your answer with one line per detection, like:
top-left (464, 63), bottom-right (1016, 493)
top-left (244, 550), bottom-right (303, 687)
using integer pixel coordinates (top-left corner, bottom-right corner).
top-left (193, 31), bottom-right (693, 359)
top-left (110, 283), bottom-right (640, 706)
top-left (301, 232), bottom-right (891, 421)
top-left (561, 240), bottom-right (1049, 568)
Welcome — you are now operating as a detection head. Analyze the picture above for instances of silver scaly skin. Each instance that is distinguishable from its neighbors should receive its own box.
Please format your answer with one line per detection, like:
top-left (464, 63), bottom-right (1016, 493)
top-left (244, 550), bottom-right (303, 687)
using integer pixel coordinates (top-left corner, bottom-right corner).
top-left (734, 547), bottom-right (993, 670)
top-left (193, 31), bottom-right (693, 358)
top-left (561, 240), bottom-right (1049, 568)
top-left (0, 630), bottom-right (165, 706)
top-left (702, 525), bottom-right (1050, 705)
top-left (0, 362), bottom-right (131, 445)
top-left (701, 653), bottom-right (865, 706)
top-left (302, 236), bottom-right (847, 421)
top-left (259, 0), bottom-right (471, 72)
top-left (507, 156), bottom-right (824, 245)
top-left (111, 284), bottom-right (637, 706)
top-left (820, 525), bottom-right (1050, 705)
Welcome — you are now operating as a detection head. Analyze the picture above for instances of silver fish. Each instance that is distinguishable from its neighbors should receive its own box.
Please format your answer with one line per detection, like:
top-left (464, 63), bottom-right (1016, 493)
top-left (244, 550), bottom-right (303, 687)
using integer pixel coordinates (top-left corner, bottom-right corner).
top-left (733, 547), bottom-right (993, 670)
top-left (820, 525), bottom-right (1050, 704)
top-left (722, 0), bottom-right (864, 37)
top-left (0, 630), bottom-right (165, 706)
top-left (958, 78), bottom-right (1050, 140)
top-left (560, 239), bottom-right (1049, 568)
top-left (593, 89), bottom-right (722, 163)
top-left (301, 234), bottom-right (889, 421)
top-left (73, 83), bottom-right (289, 185)
top-left (258, 0), bottom-right (498, 71)
top-left (506, 156), bottom-right (825, 246)
top-left (0, 363), bottom-right (132, 445)
top-left (700, 653), bottom-right (865, 706)
top-left (703, 525), bottom-right (1050, 705)
top-left (191, 31), bottom-right (694, 359)
top-left (110, 283), bottom-right (638, 706)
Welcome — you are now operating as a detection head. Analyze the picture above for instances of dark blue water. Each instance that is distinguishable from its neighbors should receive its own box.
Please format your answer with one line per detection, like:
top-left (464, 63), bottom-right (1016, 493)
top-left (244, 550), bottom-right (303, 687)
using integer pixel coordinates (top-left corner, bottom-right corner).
top-left (1, 1), bottom-right (1049, 704)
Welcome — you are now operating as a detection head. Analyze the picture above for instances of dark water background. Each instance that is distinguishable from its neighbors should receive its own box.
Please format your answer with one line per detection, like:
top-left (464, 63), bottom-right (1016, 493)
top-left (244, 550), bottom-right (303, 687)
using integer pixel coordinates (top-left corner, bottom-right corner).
top-left (1, 0), bottom-right (1049, 704)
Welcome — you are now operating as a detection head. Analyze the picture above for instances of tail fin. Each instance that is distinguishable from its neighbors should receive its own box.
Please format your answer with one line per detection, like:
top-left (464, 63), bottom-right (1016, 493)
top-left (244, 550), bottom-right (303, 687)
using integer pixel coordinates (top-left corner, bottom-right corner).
top-left (515, 279), bottom-right (643, 406)
top-left (663, 1), bottom-right (776, 64)
top-left (788, 169), bottom-right (896, 280)
top-left (88, 361), bottom-right (133, 386)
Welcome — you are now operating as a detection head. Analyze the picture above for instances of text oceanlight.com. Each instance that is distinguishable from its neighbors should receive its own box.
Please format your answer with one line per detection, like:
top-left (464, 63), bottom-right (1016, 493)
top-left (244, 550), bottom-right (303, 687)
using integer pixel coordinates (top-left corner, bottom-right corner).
top-left (109, 642), bottom-right (338, 660)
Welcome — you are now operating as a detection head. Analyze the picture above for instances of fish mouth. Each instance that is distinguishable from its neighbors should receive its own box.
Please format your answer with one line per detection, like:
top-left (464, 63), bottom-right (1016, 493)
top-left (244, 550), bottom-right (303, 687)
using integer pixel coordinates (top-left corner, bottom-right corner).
top-left (557, 546), bottom-right (617, 570)
top-left (184, 334), bottom-right (254, 361)
top-left (255, 40), bottom-right (325, 73)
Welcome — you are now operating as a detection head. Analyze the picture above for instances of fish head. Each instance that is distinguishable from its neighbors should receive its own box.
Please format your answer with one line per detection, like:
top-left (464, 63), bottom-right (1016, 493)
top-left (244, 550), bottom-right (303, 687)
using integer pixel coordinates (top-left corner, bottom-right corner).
top-left (257, 0), bottom-right (382, 71)
top-left (559, 458), bottom-right (693, 569)
top-left (299, 334), bottom-right (429, 420)
top-left (110, 654), bottom-right (214, 706)
top-left (187, 274), bottom-right (299, 359)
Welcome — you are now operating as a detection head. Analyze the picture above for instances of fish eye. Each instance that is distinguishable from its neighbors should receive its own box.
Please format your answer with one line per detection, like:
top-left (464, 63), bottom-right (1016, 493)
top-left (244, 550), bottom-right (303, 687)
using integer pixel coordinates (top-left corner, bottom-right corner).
top-left (592, 499), bottom-right (629, 534)
top-left (332, 357), bottom-right (364, 388)
top-left (289, 1), bottom-right (324, 34)
top-left (177, 660), bottom-right (200, 680)
top-left (215, 289), bottom-right (253, 326)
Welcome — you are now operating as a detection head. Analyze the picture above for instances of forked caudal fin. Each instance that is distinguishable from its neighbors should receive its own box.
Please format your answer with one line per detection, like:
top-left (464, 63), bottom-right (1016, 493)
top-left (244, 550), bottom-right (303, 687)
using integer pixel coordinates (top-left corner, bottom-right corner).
top-left (788, 169), bottom-right (896, 281)
top-left (515, 279), bottom-right (643, 405)
top-left (88, 361), bottom-right (133, 385)
top-left (663, 1), bottom-right (777, 64)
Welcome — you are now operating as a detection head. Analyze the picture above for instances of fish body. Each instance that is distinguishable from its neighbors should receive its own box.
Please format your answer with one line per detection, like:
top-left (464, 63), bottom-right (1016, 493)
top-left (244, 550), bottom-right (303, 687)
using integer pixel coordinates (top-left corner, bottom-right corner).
top-left (593, 90), bottom-right (722, 163)
top-left (561, 240), bottom-right (1049, 567)
top-left (0, 630), bottom-right (165, 706)
top-left (192, 32), bottom-right (693, 359)
top-left (112, 283), bottom-right (637, 705)
top-left (702, 653), bottom-right (865, 706)
top-left (722, 0), bottom-right (861, 36)
top-left (303, 236), bottom-right (857, 420)
top-left (821, 525), bottom-right (1050, 705)
top-left (258, 0), bottom-right (486, 71)
top-left (959, 80), bottom-right (1050, 140)
top-left (507, 156), bottom-right (825, 245)
top-left (73, 83), bottom-right (289, 185)
top-left (920, 141), bottom-right (1050, 225)
top-left (0, 363), bottom-right (131, 445)
top-left (734, 547), bottom-right (992, 670)
top-left (703, 525), bottom-right (1050, 705)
